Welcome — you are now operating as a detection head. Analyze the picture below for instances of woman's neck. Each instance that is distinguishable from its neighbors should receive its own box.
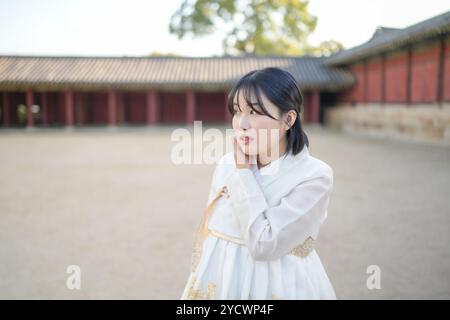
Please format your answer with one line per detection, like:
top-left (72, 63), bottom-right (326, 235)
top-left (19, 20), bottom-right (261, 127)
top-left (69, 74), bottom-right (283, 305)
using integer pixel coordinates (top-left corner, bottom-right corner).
top-left (257, 139), bottom-right (288, 169)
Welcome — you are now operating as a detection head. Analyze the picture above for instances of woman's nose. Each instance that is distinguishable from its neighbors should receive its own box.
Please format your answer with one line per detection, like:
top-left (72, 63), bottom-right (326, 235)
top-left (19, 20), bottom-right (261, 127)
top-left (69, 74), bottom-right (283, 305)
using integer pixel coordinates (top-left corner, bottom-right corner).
top-left (238, 114), bottom-right (250, 130)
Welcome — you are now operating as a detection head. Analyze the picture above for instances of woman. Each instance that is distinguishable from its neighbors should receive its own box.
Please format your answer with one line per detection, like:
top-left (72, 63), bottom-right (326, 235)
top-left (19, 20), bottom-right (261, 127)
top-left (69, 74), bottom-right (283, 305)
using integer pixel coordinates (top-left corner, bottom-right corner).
top-left (181, 67), bottom-right (336, 300)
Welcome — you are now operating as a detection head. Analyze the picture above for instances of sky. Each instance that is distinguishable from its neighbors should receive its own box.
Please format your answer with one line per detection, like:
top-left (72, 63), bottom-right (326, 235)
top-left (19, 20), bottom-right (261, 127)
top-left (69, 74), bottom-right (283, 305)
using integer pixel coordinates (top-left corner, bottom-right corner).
top-left (0, 0), bottom-right (448, 57)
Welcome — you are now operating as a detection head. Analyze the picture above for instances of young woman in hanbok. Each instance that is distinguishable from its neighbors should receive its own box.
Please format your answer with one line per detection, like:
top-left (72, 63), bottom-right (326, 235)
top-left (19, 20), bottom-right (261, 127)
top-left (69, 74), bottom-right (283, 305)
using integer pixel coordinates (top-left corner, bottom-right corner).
top-left (181, 67), bottom-right (337, 300)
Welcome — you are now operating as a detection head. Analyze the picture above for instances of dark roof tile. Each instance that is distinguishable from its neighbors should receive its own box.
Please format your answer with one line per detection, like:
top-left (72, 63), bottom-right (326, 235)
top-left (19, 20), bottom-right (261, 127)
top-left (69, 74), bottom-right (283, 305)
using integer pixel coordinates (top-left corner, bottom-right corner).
top-left (326, 11), bottom-right (450, 66)
top-left (0, 55), bottom-right (353, 91)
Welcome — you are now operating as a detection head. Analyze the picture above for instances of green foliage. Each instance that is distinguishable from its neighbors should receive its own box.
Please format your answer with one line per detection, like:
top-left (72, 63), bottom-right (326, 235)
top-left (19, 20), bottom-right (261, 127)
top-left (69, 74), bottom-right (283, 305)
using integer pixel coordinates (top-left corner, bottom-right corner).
top-left (305, 40), bottom-right (344, 57)
top-left (169, 0), bottom-right (319, 56)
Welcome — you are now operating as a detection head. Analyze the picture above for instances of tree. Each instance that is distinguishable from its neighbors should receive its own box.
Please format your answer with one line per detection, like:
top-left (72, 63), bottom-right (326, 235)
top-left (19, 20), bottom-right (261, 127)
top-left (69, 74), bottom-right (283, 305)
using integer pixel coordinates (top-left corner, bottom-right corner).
top-left (149, 51), bottom-right (182, 57)
top-left (169, 0), bottom-right (318, 56)
top-left (306, 40), bottom-right (345, 57)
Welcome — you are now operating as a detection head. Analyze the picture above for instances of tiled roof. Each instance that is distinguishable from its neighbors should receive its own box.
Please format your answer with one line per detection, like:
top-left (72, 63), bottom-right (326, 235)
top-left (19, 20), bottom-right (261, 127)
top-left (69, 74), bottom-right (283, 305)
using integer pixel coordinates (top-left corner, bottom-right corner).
top-left (326, 10), bottom-right (450, 66)
top-left (0, 55), bottom-right (353, 91)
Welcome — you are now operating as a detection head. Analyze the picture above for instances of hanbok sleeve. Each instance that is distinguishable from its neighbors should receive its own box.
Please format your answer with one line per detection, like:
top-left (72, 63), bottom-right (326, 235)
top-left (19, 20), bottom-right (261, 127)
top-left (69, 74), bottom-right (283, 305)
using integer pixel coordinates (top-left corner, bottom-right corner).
top-left (223, 166), bottom-right (333, 261)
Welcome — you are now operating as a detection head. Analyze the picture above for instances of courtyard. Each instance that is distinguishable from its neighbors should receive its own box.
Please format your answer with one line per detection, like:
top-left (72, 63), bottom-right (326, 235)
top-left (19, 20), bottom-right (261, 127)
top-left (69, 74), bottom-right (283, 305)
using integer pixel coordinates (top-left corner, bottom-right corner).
top-left (0, 125), bottom-right (449, 299)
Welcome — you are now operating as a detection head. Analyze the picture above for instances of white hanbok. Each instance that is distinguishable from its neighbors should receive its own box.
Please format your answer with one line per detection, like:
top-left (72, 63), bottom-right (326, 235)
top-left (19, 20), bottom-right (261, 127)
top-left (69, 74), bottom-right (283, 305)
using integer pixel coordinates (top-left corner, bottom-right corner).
top-left (181, 145), bottom-right (337, 300)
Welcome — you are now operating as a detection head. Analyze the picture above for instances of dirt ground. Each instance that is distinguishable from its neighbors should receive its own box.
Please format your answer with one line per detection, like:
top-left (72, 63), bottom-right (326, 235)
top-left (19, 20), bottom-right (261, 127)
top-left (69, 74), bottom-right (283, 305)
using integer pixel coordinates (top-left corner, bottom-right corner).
top-left (0, 125), bottom-right (449, 299)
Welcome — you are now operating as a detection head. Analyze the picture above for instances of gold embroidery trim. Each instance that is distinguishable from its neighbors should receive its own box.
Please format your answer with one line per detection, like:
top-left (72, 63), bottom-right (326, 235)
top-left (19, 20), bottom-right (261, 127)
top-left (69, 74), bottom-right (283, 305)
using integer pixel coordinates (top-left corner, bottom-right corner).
top-left (289, 236), bottom-right (315, 258)
top-left (209, 228), bottom-right (245, 245)
top-left (190, 186), bottom-right (229, 273)
top-left (209, 228), bottom-right (315, 259)
top-left (187, 275), bottom-right (217, 300)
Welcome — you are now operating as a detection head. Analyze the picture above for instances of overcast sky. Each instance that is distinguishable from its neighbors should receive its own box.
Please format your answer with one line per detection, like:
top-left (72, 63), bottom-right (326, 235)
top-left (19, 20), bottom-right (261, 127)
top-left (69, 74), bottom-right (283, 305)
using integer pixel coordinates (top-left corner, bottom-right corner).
top-left (0, 0), bottom-right (448, 57)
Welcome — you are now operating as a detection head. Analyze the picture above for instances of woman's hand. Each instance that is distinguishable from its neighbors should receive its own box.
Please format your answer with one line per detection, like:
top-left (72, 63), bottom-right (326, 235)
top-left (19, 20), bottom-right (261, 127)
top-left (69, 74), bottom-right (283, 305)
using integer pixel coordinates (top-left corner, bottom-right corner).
top-left (232, 136), bottom-right (255, 170)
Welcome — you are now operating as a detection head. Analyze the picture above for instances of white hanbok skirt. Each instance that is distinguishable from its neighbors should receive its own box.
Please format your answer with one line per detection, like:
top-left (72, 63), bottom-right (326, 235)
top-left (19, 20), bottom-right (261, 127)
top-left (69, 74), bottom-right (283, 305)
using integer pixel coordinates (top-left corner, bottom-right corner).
top-left (181, 234), bottom-right (337, 300)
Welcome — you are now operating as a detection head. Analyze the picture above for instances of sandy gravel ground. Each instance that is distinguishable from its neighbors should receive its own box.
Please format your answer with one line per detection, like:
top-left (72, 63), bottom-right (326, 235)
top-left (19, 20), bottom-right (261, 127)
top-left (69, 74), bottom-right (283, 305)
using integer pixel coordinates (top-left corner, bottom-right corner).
top-left (0, 125), bottom-right (449, 299)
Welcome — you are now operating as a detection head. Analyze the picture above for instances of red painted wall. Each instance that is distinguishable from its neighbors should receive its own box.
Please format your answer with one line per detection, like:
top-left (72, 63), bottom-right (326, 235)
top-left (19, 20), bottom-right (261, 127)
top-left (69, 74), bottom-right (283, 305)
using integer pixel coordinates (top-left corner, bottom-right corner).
top-left (3, 92), bottom-right (24, 126)
top-left (337, 63), bottom-right (365, 104)
top-left (196, 92), bottom-right (226, 123)
top-left (73, 92), bottom-right (96, 125)
top-left (303, 92), bottom-right (320, 123)
top-left (385, 50), bottom-right (408, 103)
top-left (303, 92), bottom-right (311, 122)
top-left (336, 88), bottom-right (353, 104)
top-left (349, 63), bottom-right (365, 103)
top-left (367, 58), bottom-right (383, 102)
top-left (123, 92), bottom-right (146, 124)
top-left (411, 41), bottom-right (440, 103)
top-left (93, 93), bottom-right (108, 124)
top-left (443, 36), bottom-right (450, 101)
top-left (80, 93), bottom-right (93, 124)
top-left (339, 39), bottom-right (447, 105)
top-left (47, 92), bottom-right (64, 125)
top-left (160, 92), bottom-right (186, 123)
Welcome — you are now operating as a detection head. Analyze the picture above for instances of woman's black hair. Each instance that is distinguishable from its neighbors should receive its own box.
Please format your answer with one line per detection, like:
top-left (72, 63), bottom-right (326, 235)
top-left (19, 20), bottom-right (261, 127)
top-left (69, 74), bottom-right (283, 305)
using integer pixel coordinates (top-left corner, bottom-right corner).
top-left (226, 67), bottom-right (309, 156)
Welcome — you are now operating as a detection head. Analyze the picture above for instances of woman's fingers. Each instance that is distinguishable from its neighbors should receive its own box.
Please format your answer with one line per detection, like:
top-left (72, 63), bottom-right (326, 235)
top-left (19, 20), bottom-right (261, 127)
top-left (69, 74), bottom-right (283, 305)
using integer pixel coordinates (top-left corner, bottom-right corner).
top-left (233, 136), bottom-right (255, 169)
top-left (233, 136), bottom-right (246, 167)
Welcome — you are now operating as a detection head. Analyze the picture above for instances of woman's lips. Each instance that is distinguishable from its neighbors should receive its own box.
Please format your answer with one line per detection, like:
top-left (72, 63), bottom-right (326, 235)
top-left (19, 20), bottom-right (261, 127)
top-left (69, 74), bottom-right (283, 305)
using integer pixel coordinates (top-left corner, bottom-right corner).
top-left (240, 136), bottom-right (252, 145)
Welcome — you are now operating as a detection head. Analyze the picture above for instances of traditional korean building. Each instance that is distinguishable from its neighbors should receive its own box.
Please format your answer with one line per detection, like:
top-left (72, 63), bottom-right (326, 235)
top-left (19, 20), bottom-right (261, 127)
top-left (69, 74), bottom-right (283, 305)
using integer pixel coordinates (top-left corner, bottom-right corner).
top-left (1, 11), bottom-right (449, 144)
top-left (0, 56), bottom-right (352, 128)
top-left (325, 11), bottom-right (450, 143)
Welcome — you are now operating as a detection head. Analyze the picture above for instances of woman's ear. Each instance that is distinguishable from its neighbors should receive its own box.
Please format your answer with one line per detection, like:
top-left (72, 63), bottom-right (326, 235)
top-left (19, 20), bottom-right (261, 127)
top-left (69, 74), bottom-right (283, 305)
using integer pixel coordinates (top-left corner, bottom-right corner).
top-left (284, 111), bottom-right (297, 130)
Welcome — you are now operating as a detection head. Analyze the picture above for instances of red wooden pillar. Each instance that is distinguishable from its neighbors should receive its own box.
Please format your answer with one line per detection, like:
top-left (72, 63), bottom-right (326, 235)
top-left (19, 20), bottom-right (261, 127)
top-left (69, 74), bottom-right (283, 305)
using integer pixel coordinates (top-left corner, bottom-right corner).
top-left (437, 36), bottom-right (446, 106)
top-left (381, 54), bottom-right (386, 105)
top-left (406, 46), bottom-right (413, 105)
top-left (363, 60), bottom-right (369, 104)
top-left (107, 89), bottom-right (117, 126)
top-left (306, 91), bottom-right (313, 123)
top-left (64, 90), bottom-right (74, 127)
top-left (146, 90), bottom-right (160, 125)
top-left (41, 92), bottom-right (48, 126)
top-left (300, 92), bottom-right (310, 123)
top-left (224, 91), bottom-right (232, 124)
top-left (26, 87), bottom-right (34, 128)
top-left (186, 90), bottom-right (196, 124)
top-left (310, 90), bottom-right (320, 123)
top-left (2, 92), bottom-right (9, 127)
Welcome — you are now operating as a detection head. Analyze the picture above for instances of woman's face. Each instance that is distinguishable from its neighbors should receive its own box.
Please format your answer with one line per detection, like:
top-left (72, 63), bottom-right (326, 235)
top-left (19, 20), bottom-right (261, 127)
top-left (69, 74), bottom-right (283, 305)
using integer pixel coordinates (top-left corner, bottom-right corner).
top-left (232, 89), bottom-right (292, 157)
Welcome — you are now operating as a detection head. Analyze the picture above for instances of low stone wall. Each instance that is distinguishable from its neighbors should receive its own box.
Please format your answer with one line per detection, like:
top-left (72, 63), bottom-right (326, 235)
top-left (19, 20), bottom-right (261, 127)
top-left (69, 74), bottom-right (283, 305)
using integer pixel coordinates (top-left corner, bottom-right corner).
top-left (324, 103), bottom-right (450, 146)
